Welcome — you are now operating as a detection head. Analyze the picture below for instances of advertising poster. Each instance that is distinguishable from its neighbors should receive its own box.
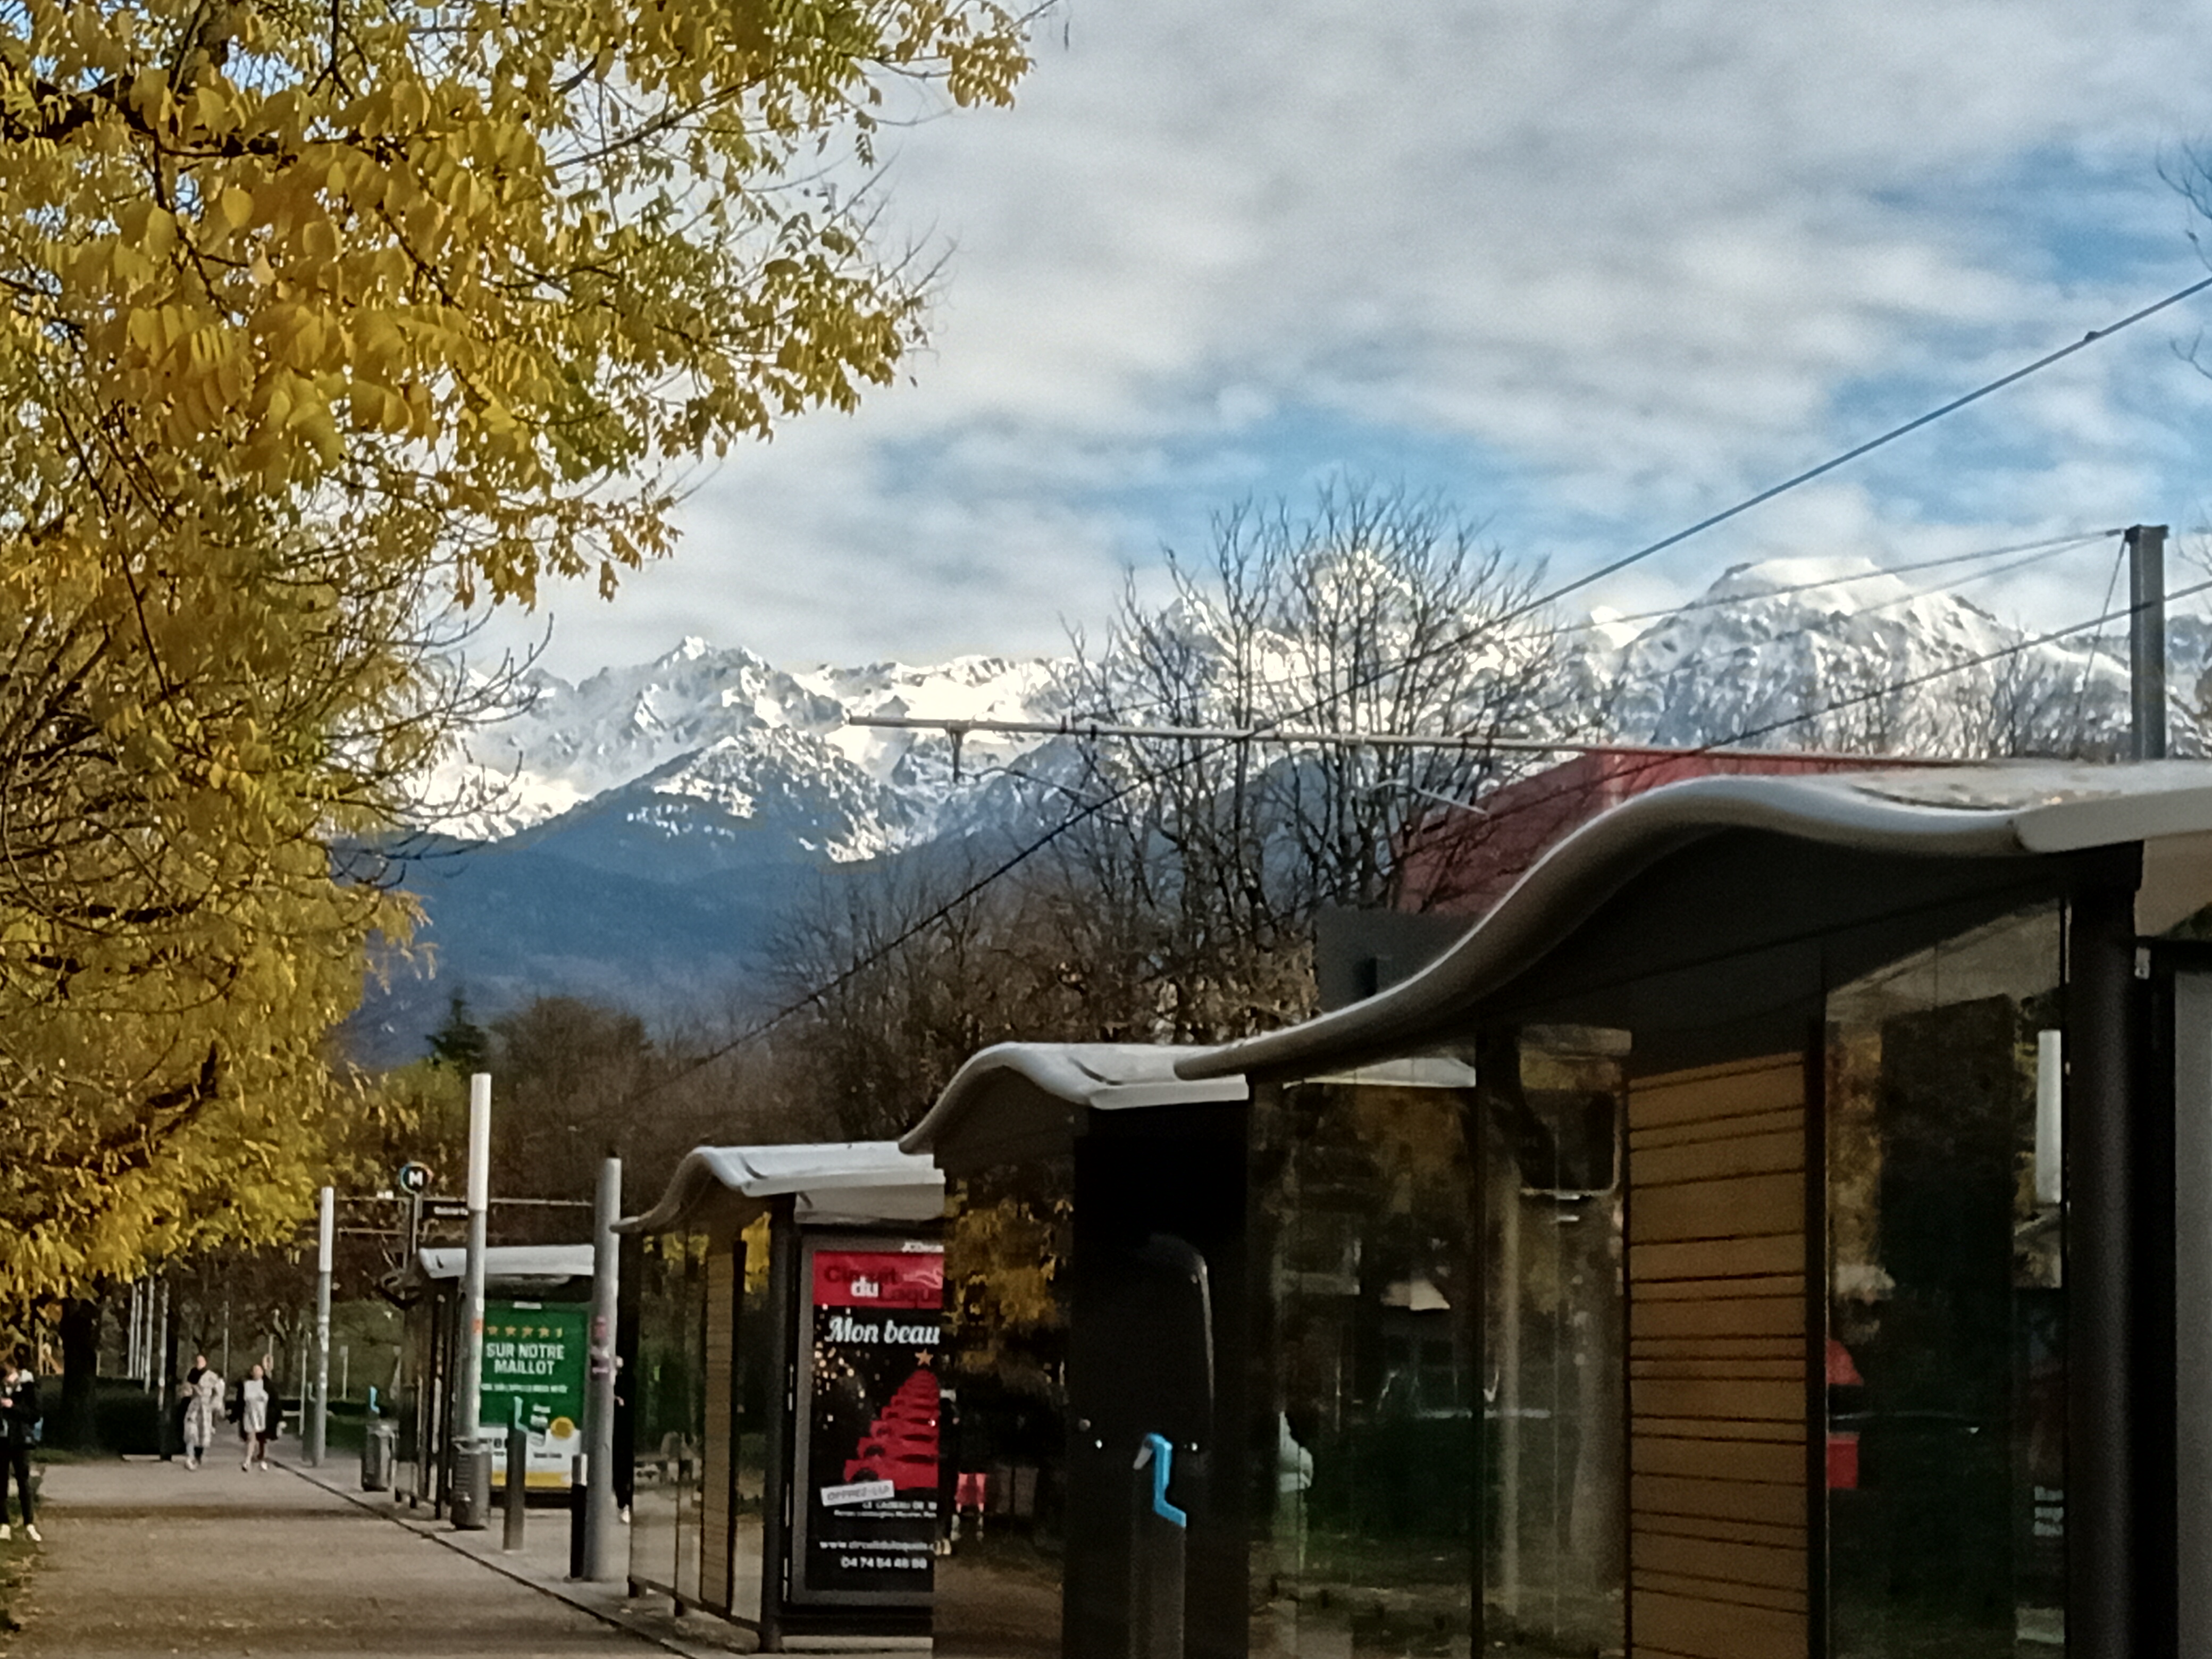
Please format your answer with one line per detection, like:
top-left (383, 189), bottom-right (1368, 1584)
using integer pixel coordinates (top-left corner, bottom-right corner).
top-left (480, 1299), bottom-right (587, 1488)
top-left (791, 1238), bottom-right (943, 1603)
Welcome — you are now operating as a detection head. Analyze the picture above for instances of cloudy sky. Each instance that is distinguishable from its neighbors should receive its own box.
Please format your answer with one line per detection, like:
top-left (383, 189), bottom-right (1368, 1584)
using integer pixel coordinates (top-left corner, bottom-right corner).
top-left (489, 1), bottom-right (2212, 681)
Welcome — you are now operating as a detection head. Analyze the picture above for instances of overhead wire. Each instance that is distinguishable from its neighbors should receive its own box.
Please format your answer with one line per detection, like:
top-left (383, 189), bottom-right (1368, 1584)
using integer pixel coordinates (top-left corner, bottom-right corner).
top-left (975, 528), bottom-right (2115, 752)
top-left (1084, 527), bottom-right (2113, 726)
top-left (1386, 564), bottom-right (2212, 917)
top-left (624, 542), bottom-right (2197, 1108)
top-left (2068, 535), bottom-right (2132, 740)
top-left (609, 269), bottom-right (2212, 1104)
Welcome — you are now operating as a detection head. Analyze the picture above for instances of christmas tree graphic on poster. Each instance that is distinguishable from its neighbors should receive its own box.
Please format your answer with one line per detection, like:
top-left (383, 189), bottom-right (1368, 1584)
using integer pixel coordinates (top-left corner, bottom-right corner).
top-left (801, 1243), bottom-right (943, 1597)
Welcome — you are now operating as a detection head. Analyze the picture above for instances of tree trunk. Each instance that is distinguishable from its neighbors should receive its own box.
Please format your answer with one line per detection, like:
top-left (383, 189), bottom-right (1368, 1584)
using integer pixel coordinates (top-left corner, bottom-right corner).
top-left (58, 1296), bottom-right (100, 1448)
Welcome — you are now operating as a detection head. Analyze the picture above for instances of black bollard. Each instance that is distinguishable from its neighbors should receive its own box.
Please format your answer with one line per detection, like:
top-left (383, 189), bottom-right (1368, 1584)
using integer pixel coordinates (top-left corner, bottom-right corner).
top-left (567, 1453), bottom-right (588, 1580)
top-left (502, 1421), bottom-right (527, 1552)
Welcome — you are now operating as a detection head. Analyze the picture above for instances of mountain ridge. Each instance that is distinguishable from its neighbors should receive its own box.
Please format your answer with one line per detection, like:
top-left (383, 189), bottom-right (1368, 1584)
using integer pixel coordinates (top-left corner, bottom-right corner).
top-left (354, 557), bottom-right (2206, 1062)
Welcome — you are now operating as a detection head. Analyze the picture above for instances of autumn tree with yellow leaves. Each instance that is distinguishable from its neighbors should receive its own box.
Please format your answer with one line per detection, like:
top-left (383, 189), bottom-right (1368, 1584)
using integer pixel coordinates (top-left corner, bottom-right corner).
top-left (0, 0), bottom-right (1029, 1307)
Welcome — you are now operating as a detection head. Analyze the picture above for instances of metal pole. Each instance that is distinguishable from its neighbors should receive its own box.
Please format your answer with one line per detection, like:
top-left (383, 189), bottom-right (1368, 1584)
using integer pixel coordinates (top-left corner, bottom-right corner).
top-left (2130, 523), bottom-right (2168, 761)
top-left (340, 1346), bottom-right (349, 1405)
top-left (308, 1185), bottom-right (333, 1465)
top-left (453, 1073), bottom-right (492, 1529)
top-left (581, 1156), bottom-right (623, 1580)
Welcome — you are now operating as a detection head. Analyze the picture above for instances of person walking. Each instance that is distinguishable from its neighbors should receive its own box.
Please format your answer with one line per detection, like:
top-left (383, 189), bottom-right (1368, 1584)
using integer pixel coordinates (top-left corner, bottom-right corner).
top-left (237, 1363), bottom-right (275, 1470)
top-left (0, 1350), bottom-right (38, 1542)
top-left (180, 1354), bottom-right (223, 1470)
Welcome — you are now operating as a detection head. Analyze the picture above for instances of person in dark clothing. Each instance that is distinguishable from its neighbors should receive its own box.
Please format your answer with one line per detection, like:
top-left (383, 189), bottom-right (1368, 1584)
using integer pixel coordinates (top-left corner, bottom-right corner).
top-left (1, 1348), bottom-right (40, 1541)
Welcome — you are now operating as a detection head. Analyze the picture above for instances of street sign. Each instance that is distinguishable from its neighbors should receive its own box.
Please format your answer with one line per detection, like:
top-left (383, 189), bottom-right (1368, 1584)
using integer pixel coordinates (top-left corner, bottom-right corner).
top-left (423, 1198), bottom-right (470, 1222)
top-left (397, 1161), bottom-right (433, 1195)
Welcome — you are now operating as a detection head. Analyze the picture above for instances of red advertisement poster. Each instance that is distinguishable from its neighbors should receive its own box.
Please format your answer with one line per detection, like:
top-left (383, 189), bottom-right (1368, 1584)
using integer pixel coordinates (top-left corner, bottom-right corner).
top-left (794, 1240), bottom-right (943, 1602)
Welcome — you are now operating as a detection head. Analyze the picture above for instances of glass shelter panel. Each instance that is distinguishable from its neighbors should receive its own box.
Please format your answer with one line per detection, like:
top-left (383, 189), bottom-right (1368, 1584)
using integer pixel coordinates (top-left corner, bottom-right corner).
top-left (1255, 1048), bottom-right (1624, 1659)
top-left (727, 1216), bottom-right (773, 1623)
top-left (1824, 906), bottom-right (2066, 1658)
top-left (932, 1162), bottom-right (1073, 1658)
top-left (1489, 1035), bottom-right (1627, 1657)
top-left (631, 1230), bottom-right (709, 1605)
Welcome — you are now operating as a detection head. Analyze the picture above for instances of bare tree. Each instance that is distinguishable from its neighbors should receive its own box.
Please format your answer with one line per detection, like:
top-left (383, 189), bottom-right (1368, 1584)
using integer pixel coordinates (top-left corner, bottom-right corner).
top-left (1034, 483), bottom-right (1566, 1042)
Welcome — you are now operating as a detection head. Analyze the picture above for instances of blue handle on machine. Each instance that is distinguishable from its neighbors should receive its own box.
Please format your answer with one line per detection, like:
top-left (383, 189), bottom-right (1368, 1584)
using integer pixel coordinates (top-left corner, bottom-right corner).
top-left (1142, 1432), bottom-right (1186, 1529)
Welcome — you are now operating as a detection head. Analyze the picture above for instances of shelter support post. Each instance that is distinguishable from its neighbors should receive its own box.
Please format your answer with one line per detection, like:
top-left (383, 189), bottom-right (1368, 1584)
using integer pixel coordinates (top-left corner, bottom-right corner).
top-left (2069, 880), bottom-right (2175, 1657)
top-left (2172, 971), bottom-right (2212, 1658)
top-left (756, 1196), bottom-right (799, 1653)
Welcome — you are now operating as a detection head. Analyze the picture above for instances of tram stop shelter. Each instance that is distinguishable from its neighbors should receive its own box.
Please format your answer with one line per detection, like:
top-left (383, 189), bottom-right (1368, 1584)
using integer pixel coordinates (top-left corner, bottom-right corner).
top-left (902, 760), bottom-right (2212, 1659)
top-left (616, 1140), bottom-right (944, 1647)
top-left (383, 1243), bottom-right (594, 1513)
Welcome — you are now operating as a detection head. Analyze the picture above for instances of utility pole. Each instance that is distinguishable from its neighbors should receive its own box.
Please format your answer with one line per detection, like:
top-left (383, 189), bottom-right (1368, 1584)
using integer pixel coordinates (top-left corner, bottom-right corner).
top-left (452, 1073), bottom-right (492, 1529)
top-left (308, 1186), bottom-right (333, 1465)
top-left (2130, 523), bottom-right (2168, 761)
top-left (580, 1156), bottom-right (623, 1580)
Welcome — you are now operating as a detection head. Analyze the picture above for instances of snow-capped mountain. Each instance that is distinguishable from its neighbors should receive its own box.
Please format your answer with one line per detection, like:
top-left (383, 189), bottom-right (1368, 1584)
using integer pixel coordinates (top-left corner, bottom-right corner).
top-left (1591, 555), bottom-right (2209, 757)
top-left (355, 556), bottom-right (2208, 1061)
top-left (431, 640), bottom-right (1063, 850)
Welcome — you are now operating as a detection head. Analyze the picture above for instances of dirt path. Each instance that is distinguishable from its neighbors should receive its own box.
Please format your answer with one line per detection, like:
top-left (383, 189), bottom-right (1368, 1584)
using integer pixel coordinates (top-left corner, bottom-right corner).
top-left (7, 1457), bottom-right (655, 1658)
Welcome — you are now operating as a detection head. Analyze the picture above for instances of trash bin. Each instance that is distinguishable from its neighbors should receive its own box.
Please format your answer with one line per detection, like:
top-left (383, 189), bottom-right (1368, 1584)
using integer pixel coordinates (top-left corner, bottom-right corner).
top-left (362, 1421), bottom-right (397, 1492)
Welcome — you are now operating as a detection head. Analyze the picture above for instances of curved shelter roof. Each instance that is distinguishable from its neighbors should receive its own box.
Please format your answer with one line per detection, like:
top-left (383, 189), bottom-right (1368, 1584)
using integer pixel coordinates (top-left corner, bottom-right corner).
top-left (1178, 760), bottom-right (2212, 1082)
top-left (899, 1043), bottom-right (1248, 1175)
top-left (386, 1245), bottom-right (594, 1304)
top-left (902, 761), bottom-right (2212, 1169)
top-left (618, 1142), bottom-right (943, 1235)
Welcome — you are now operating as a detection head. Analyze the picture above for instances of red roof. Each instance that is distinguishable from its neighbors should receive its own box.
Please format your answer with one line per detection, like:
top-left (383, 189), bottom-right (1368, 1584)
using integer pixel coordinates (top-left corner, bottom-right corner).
top-left (1400, 749), bottom-right (1880, 920)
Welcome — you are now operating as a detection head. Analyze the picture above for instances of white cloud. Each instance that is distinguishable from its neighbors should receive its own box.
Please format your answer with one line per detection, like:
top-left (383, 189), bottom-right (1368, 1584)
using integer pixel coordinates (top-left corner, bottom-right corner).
top-left (482, 0), bottom-right (2212, 680)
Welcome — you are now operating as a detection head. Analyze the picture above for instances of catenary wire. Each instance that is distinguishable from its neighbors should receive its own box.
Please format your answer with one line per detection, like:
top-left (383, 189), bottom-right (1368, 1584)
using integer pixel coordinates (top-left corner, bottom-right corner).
top-left (1083, 527), bottom-right (2113, 725)
top-left (619, 560), bottom-right (2199, 1108)
top-left (611, 267), bottom-right (2212, 1101)
top-left (956, 527), bottom-right (2116, 749)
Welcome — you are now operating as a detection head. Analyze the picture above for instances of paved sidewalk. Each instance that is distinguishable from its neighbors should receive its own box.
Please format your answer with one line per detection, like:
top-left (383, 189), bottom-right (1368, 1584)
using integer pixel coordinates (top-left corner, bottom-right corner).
top-left (6, 1456), bottom-right (682, 1658)
top-left (282, 1465), bottom-right (757, 1659)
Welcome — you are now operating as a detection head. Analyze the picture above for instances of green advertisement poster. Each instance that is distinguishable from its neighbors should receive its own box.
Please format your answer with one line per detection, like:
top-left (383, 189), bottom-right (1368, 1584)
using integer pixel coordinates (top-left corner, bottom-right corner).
top-left (482, 1299), bottom-right (587, 1488)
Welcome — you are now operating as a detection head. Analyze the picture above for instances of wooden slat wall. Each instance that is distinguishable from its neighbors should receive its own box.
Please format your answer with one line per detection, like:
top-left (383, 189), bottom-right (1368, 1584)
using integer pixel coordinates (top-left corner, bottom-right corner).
top-left (1627, 1055), bottom-right (1810, 1659)
top-left (700, 1245), bottom-right (737, 1613)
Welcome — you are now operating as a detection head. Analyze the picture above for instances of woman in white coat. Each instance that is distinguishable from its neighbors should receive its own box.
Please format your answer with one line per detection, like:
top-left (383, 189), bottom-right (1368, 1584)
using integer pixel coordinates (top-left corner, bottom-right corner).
top-left (236, 1364), bottom-right (271, 1470)
top-left (180, 1356), bottom-right (224, 1470)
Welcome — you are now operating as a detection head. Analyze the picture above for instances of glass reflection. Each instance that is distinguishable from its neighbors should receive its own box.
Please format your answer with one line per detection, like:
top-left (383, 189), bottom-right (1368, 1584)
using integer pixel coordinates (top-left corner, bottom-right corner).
top-left (1254, 1042), bottom-right (1624, 1659)
top-left (630, 1230), bottom-right (707, 1607)
top-left (933, 1164), bottom-right (1073, 1658)
top-left (1825, 906), bottom-right (2065, 1658)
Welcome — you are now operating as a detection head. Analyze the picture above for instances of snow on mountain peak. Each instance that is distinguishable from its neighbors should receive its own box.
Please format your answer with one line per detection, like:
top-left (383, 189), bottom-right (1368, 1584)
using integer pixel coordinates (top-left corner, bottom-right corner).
top-left (430, 643), bottom-right (1066, 843)
top-left (424, 559), bottom-right (2202, 849)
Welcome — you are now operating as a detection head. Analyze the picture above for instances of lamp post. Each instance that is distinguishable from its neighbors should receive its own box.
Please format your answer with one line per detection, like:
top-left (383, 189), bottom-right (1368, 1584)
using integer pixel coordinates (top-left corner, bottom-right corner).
top-left (451, 1073), bottom-right (492, 1528)
top-left (580, 1156), bottom-right (622, 1580)
top-left (307, 1186), bottom-right (333, 1464)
